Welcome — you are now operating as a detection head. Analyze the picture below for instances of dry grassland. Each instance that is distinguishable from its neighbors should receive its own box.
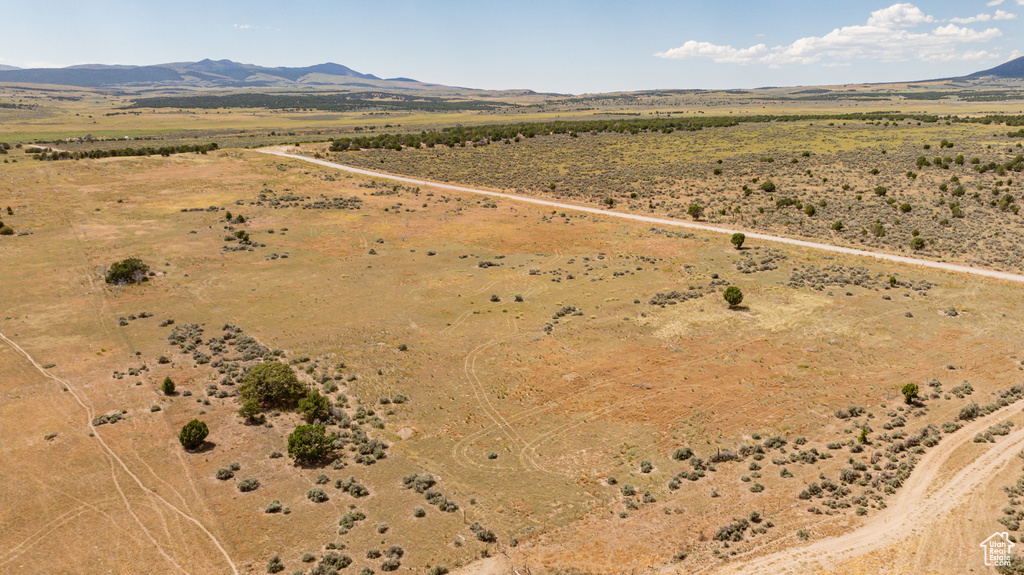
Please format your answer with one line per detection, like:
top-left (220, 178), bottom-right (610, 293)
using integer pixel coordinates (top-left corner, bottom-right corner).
top-left (2, 148), bottom-right (1024, 574)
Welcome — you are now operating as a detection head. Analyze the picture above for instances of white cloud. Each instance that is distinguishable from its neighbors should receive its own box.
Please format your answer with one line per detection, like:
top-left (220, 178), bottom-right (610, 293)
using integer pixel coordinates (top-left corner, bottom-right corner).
top-left (952, 10), bottom-right (1017, 23)
top-left (951, 13), bottom-right (991, 23)
top-left (866, 3), bottom-right (933, 27)
top-left (988, 0), bottom-right (1005, 5)
top-left (655, 3), bottom-right (1002, 66)
top-left (233, 24), bottom-right (257, 30)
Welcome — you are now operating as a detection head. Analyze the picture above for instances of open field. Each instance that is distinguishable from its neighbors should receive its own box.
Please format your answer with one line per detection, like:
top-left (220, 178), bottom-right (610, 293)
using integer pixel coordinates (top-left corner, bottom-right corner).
top-left (5, 78), bottom-right (1024, 146)
top-left (4, 142), bottom-right (1024, 574)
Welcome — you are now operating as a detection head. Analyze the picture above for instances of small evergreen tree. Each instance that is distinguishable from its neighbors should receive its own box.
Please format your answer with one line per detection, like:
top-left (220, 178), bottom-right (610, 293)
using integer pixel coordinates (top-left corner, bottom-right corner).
top-left (105, 257), bottom-right (150, 285)
top-left (687, 204), bottom-right (704, 220)
top-left (179, 419), bottom-right (209, 450)
top-left (288, 424), bottom-right (334, 463)
top-left (161, 376), bottom-right (175, 395)
top-left (730, 233), bottom-right (745, 249)
top-left (238, 396), bottom-right (263, 424)
top-left (902, 383), bottom-right (919, 404)
top-left (723, 286), bottom-right (744, 308)
top-left (239, 361), bottom-right (306, 410)
top-left (297, 389), bottom-right (332, 424)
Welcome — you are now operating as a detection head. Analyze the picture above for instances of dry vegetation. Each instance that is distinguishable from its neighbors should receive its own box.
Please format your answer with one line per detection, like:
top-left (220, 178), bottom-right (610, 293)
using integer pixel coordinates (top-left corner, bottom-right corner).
top-left (4, 84), bottom-right (1024, 575)
top-left (326, 118), bottom-right (1024, 273)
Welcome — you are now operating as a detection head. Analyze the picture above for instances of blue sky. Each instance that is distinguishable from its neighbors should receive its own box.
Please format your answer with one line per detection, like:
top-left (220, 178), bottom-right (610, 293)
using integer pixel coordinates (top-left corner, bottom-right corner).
top-left (1, 1), bottom-right (1022, 93)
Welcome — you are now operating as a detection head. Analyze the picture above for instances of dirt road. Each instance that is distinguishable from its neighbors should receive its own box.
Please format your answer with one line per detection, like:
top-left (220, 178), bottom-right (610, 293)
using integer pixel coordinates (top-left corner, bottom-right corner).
top-left (259, 149), bottom-right (1024, 285)
top-left (711, 399), bottom-right (1024, 574)
top-left (261, 149), bottom-right (1024, 574)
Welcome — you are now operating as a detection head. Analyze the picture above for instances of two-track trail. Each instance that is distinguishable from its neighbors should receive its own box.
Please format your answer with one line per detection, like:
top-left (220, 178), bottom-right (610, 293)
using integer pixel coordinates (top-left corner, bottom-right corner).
top-left (0, 332), bottom-right (239, 575)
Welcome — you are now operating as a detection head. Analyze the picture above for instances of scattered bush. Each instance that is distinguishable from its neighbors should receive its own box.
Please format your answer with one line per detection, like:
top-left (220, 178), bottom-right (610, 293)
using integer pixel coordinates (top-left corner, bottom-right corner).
top-left (238, 478), bottom-right (259, 492)
top-left (105, 257), bottom-right (150, 285)
top-left (723, 286), bottom-right (743, 308)
top-left (902, 383), bottom-right (919, 404)
top-left (239, 361), bottom-right (306, 410)
top-left (178, 419), bottom-right (208, 450)
top-left (288, 424), bottom-right (335, 463)
top-left (161, 376), bottom-right (175, 395)
top-left (297, 389), bottom-right (332, 424)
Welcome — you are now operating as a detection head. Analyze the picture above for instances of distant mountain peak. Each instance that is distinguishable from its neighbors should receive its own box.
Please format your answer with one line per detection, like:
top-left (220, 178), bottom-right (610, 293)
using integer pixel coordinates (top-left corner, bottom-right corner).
top-left (0, 59), bottom-right (433, 89)
top-left (965, 55), bottom-right (1024, 79)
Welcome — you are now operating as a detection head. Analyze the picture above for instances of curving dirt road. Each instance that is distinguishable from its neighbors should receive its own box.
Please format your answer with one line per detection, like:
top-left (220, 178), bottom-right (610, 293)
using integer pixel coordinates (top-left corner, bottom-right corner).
top-left (712, 400), bottom-right (1024, 574)
top-left (259, 149), bottom-right (1024, 285)
top-left (260, 149), bottom-right (1024, 574)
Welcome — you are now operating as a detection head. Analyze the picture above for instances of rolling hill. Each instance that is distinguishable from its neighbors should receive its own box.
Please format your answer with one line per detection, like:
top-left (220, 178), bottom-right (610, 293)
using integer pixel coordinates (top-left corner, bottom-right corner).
top-left (0, 59), bottom-right (440, 89)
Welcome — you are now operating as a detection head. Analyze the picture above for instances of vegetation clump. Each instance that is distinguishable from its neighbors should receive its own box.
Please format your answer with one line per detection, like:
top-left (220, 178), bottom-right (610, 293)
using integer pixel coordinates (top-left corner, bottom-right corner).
top-left (240, 361), bottom-right (306, 410)
top-left (723, 286), bottom-right (743, 308)
top-left (105, 257), bottom-right (150, 285)
top-left (288, 424), bottom-right (335, 463)
top-left (178, 419), bottom-right (208, 450)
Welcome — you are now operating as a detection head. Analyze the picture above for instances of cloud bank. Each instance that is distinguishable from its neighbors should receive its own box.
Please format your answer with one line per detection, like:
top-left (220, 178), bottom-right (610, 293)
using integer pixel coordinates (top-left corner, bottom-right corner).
top-left (655, 3), bottom-right (1004, 66)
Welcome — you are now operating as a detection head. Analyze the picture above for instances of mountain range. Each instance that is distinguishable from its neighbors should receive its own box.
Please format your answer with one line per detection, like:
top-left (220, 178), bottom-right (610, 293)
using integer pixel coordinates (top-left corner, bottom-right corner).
top-left (4, 56), bottom-right (1024, 91)
top-left (0, 59), bottom-right (438, 89)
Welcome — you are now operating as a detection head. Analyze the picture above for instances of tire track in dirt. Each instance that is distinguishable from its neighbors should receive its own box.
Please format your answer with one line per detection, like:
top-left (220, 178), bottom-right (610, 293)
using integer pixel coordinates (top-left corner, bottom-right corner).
top-left (448, 283), bottom-right (551, 471)
top-left (516, 286), bottom-right (964, 476)
top-left (0, 332), bottom-right (239, 575)
top-left (446, 260), bottom-right (558, 471)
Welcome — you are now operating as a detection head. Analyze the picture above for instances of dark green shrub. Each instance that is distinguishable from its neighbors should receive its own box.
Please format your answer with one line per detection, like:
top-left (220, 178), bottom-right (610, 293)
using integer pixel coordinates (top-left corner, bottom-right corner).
top-left (161, 376), bottom-right (175, 395)
top-left (105, 257), bottom-right (150, 285)
top-left (239, 361), bottom-right (306, 410)
top-left (723, 286), bottom-right (743, 308)
top-left (297, 389), bottom-right (332, 423)
top-left (730, 233), bottom-right (745, 249)
top-left (238, 396), bottom-right (263, 424)
top-left (267, 555), bottom-right (284, 573)
top-left (288, 424), bottom-right (334, 462)
top-left (902, 383), bottom-right (919, 404)
top-left (178, 419), bottom-right (208, 450)
top-left (0, 225), bottom-right (13, 236)
top-left (216, 468), bottom-right (234, 480)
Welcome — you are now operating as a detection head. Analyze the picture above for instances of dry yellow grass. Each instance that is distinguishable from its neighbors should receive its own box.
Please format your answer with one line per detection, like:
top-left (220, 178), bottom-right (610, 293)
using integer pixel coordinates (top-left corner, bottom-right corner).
top-left (2, 143), bottom-right (1024, 574)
